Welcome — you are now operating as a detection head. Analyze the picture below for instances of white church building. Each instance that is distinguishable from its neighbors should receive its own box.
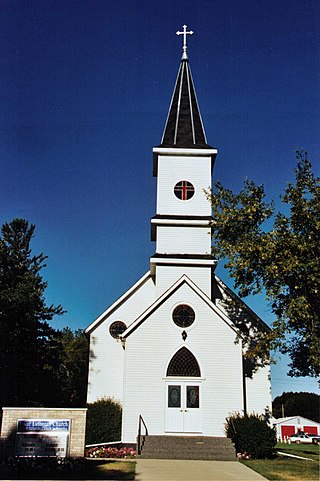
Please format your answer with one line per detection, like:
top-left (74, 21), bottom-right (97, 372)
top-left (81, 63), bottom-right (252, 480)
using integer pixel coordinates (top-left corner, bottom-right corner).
top-left (86, 26), bottom-right (271, 449)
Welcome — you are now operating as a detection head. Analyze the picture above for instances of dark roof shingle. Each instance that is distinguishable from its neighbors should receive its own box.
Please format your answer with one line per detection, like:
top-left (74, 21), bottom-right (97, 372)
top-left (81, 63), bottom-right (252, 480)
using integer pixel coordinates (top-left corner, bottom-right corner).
top-left (160, 59), bottom-right (212, 149)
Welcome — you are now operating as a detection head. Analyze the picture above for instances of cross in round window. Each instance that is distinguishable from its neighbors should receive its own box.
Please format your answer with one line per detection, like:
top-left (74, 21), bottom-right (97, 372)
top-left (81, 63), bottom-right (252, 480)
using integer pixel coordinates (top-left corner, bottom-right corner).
top-left (172, 305), bottom-right (195, 328)
top-left (174, 181), bottom-right (195, 201)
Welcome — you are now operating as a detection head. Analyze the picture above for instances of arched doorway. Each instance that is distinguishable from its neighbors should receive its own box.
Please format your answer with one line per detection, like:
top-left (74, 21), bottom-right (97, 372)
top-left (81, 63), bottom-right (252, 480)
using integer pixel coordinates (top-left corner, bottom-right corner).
top-left (165, 347), bottom-right (202, 433)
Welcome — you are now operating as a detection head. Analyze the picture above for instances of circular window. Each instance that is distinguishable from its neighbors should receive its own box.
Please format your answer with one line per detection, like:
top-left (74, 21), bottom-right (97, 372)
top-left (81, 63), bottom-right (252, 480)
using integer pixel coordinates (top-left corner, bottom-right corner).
top-left (109, 321), bottom-right (127, 339)
top-left (172, 305), bottom-right (195, 328)
top-left (174, 181), bottom-right (195, 201)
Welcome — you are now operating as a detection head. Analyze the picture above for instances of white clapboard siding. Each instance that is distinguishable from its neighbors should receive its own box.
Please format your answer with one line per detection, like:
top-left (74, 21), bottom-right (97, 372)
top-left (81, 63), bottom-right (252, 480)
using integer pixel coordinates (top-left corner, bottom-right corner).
top-left (87, 323), bottom-right (125, 403)
top-left (156, 226), bottom-right (211, 255)
top-left (87, 275), bottom-right (156, 403)
top-left (157, 156), bottom-right (212, 216)
top-left (155, 265), bottom-right (212, 298)
top-left (121, 283), bottom-right (244, 443)
top-left (245, 365), bottom-right (272, 414)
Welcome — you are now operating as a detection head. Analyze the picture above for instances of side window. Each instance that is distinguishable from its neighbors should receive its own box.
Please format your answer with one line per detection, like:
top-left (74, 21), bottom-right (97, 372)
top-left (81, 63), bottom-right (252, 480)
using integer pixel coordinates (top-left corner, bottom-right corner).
top-left (109, 321), bottom-right (127, 339)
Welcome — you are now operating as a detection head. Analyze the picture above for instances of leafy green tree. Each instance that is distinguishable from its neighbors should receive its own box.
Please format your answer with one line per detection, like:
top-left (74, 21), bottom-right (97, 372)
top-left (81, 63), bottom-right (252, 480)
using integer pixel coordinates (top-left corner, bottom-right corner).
top-left (272, 392), bottom-right (320, 422)
top-left (0, 219), bottom-right (64, 407)
top-left (56, 328), bottom-right (89, 407)
top-left (207, 151), bottom-right (320, 377)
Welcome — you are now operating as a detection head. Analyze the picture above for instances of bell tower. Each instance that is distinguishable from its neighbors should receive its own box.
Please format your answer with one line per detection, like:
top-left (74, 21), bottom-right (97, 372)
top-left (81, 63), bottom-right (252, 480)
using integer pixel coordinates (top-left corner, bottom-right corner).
top-left (150, 26), bottom-right (218, 297)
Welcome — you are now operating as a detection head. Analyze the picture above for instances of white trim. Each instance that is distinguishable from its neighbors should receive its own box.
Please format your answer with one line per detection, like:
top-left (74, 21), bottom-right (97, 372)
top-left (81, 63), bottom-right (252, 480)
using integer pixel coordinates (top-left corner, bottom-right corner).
top-left (151, 218), bottom-right (211, 227)
top-left (162, 376), bottom-right (206, 381)
top-left (170, 301), bottom-right (197, 333)
top-left (174, 62), bottom-right (184, 145)
top-left (86, 441), bottom-right (122, 448)
top-left (277, 452), bottom-right (315, 461)
top-left (150, 257), bottom-right (217, 266)
top-left (85, 271), bottom-right (151, 334)
top-left (186, 63), bottom-right (195, 144)
top-left (161, 63), bottom-right (182, 145)
top-left (121, 274), bottom-right (240, 339)
top-left (188, 64), bottom-right (208, 144)
top-left (273, 416), bottom-right (320, 426)
top-left (153, 147), bottom-right (218, 156)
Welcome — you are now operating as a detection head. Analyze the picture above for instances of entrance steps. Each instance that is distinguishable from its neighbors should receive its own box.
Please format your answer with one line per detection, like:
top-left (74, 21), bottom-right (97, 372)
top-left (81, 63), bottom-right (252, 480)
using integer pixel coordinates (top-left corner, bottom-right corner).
top-left (138, 435), bottom-right (236, 461)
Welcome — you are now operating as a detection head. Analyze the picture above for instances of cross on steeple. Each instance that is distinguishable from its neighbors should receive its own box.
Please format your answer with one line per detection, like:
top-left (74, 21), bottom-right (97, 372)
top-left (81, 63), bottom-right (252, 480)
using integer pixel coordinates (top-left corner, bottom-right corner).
top-left (176, 25), bottom-right (194, 60)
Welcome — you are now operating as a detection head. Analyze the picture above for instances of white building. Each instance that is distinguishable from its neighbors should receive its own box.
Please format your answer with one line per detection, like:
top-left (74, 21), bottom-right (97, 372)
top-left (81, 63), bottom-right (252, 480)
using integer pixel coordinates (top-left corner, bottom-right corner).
top-left (273, 416), bottom-right (320, 441)
top-left (86, 27), bottom-right (271, 446)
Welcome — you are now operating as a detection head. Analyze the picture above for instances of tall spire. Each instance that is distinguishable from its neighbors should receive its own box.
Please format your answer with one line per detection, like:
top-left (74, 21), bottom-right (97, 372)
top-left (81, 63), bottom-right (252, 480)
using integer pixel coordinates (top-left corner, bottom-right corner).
top-left (160, 25), bottom-right (212, 149)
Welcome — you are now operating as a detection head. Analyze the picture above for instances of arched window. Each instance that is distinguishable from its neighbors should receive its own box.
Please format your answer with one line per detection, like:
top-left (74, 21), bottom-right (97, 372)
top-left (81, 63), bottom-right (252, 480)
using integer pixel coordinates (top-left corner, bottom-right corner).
top-left (166, 347), bottom-right (201, 377)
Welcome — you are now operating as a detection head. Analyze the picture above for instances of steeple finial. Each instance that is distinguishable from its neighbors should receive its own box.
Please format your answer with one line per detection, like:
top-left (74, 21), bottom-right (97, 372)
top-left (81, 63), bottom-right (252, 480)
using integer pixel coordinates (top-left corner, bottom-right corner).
top-left (176, 24), bottom-right (194, 60)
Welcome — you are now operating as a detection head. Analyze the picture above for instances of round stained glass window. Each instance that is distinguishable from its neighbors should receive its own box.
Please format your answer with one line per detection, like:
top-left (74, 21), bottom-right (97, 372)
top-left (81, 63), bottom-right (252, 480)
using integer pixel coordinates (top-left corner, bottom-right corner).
top-left (174, 181), bottom-right (195, 201)
top-left (109, 321), bottom-right (127, 339)
top-left (172, 305), bottom-right (195, 328)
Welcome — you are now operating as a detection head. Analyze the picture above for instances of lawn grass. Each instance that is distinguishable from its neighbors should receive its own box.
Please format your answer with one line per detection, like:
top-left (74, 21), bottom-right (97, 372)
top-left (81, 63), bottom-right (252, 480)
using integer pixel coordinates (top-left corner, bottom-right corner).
top-left (276, 442), bottom-right (319, 461)
top-left (89, 459), bottom-right (136, 479)
top-left (242, 442), bottom-right (319, 481)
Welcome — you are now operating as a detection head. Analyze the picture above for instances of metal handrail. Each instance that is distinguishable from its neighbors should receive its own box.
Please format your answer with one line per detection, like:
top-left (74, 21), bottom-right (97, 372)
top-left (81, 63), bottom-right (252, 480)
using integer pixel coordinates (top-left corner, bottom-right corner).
top-left (137, 415), bottom-right (148, 455)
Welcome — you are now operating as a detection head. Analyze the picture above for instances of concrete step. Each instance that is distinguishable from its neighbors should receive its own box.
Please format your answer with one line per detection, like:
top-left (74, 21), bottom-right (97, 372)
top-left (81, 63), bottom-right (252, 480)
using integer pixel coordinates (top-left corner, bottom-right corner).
top-left (138, 435), bottom-right (236, 461)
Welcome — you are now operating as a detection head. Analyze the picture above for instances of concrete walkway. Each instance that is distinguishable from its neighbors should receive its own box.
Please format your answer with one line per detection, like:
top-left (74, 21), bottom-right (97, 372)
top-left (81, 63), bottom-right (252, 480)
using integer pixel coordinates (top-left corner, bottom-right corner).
top-left (135, 458), bottom-right (268, 481)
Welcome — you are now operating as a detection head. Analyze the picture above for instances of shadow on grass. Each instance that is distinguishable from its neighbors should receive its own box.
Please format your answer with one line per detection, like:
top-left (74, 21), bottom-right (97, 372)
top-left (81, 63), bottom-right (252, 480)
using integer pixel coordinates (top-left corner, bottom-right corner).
top-left (276, 442), bottom-right (320, 461)
top-left (242, 455), bottom-right (319, 481)
top-left (0, 458), bottom-right (136, 480)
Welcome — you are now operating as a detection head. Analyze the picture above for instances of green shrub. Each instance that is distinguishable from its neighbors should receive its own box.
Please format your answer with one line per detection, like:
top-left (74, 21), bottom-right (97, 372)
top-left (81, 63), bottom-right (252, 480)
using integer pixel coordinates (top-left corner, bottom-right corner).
top-left (225, 412), bottom-right (277, 458)
top-left (86, 397), bottom-right (122, 445)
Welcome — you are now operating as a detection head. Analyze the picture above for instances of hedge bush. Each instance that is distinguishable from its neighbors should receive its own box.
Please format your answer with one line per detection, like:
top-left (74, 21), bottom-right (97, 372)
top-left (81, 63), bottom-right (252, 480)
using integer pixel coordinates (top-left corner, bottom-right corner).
top-left (225, 412), bottom-right (277, 458)
top-left (86, 397), bottom-right (122, 445)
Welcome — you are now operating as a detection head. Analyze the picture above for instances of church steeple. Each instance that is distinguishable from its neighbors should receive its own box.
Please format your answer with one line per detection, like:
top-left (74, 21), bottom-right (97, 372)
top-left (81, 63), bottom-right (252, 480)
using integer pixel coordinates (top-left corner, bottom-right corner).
top-left (150, 26), bottom-right (218, 297)
top-left (160, 26), bottom-right (212, 149)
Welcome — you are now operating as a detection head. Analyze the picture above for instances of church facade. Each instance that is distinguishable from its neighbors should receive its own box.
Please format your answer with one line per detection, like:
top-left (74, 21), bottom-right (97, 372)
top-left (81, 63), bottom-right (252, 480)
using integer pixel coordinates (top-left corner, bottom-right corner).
top-left (86, 28), bottom-right (271, 445)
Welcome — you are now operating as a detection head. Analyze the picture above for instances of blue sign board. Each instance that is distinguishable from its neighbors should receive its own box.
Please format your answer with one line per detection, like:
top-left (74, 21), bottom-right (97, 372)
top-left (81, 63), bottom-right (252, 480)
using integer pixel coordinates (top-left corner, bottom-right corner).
top-left (17, 419), bottom-right (70, 433)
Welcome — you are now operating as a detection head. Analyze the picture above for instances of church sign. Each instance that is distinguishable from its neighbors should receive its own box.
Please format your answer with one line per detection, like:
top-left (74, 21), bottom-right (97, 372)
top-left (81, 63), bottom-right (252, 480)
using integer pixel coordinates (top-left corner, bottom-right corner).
top-left (15, 419), bottom-right (70, 457)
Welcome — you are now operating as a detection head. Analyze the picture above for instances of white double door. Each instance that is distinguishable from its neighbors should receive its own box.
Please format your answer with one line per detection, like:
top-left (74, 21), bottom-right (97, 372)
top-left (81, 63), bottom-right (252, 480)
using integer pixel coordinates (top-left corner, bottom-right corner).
top-left (165, 381), bottom-right (202, 433)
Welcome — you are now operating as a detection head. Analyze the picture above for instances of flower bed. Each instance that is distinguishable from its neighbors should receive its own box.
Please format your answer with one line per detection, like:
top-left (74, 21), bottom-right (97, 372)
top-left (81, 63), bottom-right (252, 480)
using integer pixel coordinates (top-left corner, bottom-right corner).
top-left (85, 446), bottom-right (136, 459)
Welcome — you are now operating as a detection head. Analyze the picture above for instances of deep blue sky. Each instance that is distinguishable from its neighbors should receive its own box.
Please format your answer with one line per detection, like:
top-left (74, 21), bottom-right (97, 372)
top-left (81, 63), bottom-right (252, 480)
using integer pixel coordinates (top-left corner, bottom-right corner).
top-left (1, 0), bottom-right (319, 398)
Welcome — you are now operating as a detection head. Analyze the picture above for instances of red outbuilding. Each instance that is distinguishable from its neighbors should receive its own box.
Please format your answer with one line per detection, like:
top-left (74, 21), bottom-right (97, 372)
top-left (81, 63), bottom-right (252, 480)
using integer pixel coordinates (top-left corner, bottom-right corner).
top-left (272, 416), bottom-right (320, 441)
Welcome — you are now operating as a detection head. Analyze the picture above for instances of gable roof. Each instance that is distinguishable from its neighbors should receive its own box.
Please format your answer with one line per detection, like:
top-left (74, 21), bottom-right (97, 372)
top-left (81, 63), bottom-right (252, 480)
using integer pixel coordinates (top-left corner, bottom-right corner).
top-left (272, 416), bottom-right (320, 426)
top-left (214, 275), bottom-right (270, 333)
top-left (85, 271), bottom-right (151, 335)
top-left (121, 274), bottom-right (240, 339)
top-left (85, 272), bottom-right (269, 337)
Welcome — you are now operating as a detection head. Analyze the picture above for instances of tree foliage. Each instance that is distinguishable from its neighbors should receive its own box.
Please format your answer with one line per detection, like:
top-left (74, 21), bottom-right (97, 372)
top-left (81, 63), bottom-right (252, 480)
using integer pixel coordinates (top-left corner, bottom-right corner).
top-left (56, 328), bottom-right (89, 407)
top-left (272, 392), bottom-right (320, 422)
top-left (207, 151), bottom-right (320, 377)
top-left (0, 218), bottom-right (90, 408)
top-left (0, 219), bottom-right (64, 406)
